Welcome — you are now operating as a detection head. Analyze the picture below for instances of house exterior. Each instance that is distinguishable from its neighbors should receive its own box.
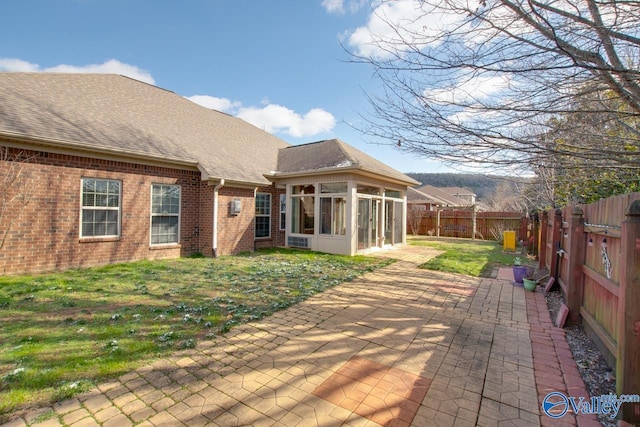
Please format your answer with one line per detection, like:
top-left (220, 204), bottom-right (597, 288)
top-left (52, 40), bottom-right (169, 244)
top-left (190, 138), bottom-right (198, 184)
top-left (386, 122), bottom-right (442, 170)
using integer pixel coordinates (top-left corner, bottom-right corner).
top-left (0, 73), bottom-right (418, 275)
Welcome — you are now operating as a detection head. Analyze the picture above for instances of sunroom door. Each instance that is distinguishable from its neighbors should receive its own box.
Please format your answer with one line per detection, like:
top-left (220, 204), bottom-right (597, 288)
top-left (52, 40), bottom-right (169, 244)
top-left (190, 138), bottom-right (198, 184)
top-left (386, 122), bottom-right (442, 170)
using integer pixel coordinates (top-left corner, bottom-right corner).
top-left (357, 198), bottom-right (379, 250)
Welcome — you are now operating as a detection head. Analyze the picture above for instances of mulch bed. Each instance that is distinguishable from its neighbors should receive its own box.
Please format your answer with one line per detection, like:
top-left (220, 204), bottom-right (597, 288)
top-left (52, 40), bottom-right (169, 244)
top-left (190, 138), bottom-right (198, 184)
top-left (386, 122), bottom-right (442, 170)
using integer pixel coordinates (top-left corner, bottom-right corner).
top-left (544, 287), bottom-right (617, 426)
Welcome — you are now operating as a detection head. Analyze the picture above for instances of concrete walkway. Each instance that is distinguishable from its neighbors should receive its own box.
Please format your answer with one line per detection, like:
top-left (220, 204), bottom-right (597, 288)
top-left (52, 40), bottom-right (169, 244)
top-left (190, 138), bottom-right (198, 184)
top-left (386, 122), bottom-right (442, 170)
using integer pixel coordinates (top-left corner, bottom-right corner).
top-left (6, 246), bottom-right (600, 426)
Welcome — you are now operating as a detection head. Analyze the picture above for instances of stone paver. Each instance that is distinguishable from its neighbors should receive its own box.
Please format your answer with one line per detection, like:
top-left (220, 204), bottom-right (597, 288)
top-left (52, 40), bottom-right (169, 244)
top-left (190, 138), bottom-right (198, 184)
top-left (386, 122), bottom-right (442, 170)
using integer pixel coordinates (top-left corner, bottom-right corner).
top-left (5, 246), bottom-right (598, 426)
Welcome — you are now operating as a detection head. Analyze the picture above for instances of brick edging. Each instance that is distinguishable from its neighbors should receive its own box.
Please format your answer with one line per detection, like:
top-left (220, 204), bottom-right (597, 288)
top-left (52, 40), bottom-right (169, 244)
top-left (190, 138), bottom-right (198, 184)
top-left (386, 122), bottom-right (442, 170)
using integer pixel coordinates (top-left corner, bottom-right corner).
top-left (525, 289), bottom-right (602, 426)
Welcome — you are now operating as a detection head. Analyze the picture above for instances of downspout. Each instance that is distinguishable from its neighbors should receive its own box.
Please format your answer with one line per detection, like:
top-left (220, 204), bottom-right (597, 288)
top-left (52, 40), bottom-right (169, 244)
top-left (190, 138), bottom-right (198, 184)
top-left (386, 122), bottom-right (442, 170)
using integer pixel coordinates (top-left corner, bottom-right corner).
top-left (212, 179), bottom-right (225, 258)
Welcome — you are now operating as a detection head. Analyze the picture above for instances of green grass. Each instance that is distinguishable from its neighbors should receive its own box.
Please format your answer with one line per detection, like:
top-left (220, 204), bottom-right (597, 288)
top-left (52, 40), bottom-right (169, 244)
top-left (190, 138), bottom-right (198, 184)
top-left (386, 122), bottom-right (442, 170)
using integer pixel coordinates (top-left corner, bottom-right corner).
top-left (0, 249), bottom-right (391, 418)
top-left (409, 236), bottom-right (520, 277)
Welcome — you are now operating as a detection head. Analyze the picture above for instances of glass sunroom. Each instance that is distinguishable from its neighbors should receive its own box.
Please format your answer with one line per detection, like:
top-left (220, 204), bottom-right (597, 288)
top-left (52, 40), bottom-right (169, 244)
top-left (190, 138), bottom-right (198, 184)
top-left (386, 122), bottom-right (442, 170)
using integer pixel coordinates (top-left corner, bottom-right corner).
top-left (269, 139), bottom-right (419, 256)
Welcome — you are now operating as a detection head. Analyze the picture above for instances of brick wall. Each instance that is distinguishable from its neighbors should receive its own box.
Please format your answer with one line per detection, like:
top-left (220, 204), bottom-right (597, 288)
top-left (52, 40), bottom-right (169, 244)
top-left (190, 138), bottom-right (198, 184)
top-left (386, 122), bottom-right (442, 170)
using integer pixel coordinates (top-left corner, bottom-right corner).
top-left (0, 146), bottom-right (289, 274)
top-left (216, 187), bottom-right (256, 255)
top-left (0, 146), bottom-right (201, 274)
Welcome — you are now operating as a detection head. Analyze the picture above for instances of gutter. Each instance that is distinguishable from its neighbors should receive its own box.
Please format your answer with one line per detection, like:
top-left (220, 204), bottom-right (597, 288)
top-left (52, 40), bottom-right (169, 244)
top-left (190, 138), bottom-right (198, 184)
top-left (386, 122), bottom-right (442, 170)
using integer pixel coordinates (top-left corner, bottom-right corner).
top-left (212, 179), bottom-right (225, 258)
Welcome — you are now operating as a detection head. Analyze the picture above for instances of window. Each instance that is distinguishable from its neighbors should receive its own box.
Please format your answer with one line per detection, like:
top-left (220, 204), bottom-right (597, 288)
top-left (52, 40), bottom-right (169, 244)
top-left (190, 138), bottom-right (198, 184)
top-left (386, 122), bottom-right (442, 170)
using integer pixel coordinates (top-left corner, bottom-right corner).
top-left (255, 193), bottom-right (271, 238)
top-left (320, 197), bottom-right (346, 236)
top-left (81, 178), bottom-right (121, 238)
top-left (291, 185), bottom-right (315, 234)
top-left (357, 184), bottom-right (380, 195)
top-left (320, 182), bottom-right (347, 193)
top-left (385, 189), bottom-right (402, 199)
top-left (151, 184), bottom-right (181, 245)
top-left (291, 196), bottom-right (315, 234)
top-left (279, 194), bottom-right (286, 231)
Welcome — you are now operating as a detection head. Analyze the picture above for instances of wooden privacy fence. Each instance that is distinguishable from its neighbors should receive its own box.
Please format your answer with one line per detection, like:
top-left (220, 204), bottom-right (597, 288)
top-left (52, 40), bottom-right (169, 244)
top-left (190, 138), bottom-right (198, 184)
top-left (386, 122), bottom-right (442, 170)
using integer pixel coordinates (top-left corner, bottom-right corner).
top-left (538, 192), bottom-right (640, 423)
top-left (407, 209), bottom-right (524, 240)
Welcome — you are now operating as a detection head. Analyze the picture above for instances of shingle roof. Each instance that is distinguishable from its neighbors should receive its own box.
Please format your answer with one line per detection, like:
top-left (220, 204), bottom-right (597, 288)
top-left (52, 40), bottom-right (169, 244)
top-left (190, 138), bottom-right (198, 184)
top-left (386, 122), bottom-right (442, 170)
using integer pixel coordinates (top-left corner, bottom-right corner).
top-left (413, 185), bottom-right (470, 206)
top-left (0, 73), bottom-right (289, 185)
top-left (441, 187), bottom-right (475, 196)
top-left (0, 73), bottom-right (416, 188)
top-left (275, 139), bottom-right (419, 186)
top-left (407, 187), bottom-right (441, 204)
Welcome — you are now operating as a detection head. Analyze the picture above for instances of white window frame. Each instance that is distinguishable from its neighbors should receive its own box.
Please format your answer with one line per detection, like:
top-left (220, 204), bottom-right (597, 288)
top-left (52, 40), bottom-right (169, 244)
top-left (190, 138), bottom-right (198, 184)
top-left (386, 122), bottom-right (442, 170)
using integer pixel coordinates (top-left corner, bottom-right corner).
top-left (319, 196), bottom-right (347, 236)
top-left (150, 184), bottom-right (181, 245)
top-left (279, 194), bottom-right (286, 231)
top-left (255, 192), bottom-right (271, 239)
top-left (80, 178), bottom-right (121, 238)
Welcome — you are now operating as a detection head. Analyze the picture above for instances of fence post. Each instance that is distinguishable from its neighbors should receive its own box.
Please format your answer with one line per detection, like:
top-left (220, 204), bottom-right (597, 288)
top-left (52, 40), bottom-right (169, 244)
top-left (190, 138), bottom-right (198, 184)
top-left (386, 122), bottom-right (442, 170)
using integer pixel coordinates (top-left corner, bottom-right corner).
top-left (549, 209), bottom-right (563, 281)
top-left (539, 210), bottom-right (548, 269)
top-left (471, 206), bottom-right (477, 241)
top-left (617, 200), bottom-right (640, 424)
top-left (532, 211), bottom-right (539, 258)
top-left (566, 207), bottom-right (585, 325)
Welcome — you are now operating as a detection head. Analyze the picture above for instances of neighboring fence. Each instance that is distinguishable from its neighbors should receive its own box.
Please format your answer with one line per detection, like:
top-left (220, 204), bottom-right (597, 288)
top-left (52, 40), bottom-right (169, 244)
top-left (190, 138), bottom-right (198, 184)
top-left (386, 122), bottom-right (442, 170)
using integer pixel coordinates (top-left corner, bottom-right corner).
top-left (407, 208), bottom-right (524, 240)
top-left (538, 192), bottom-right (640, 424)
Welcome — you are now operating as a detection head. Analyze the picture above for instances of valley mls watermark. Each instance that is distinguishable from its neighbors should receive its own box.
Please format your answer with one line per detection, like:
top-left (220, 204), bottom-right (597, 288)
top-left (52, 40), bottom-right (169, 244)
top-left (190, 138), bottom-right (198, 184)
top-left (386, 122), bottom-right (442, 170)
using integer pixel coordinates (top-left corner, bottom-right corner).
top-left (542, 391), bottom-right (640, 420)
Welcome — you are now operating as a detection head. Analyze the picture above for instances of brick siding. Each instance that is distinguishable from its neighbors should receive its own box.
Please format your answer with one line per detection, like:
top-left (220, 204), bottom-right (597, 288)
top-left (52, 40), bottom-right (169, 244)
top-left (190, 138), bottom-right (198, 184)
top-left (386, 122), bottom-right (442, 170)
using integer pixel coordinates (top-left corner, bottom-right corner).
top-left (0, 146), bottom-right (290, 275)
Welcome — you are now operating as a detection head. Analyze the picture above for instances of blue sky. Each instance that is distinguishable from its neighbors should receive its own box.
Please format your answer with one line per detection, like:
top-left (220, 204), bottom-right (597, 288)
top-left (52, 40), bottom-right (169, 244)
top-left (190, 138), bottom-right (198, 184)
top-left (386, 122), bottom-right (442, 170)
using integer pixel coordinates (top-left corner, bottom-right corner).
top-left (0, 0), bottom-right (453, 174)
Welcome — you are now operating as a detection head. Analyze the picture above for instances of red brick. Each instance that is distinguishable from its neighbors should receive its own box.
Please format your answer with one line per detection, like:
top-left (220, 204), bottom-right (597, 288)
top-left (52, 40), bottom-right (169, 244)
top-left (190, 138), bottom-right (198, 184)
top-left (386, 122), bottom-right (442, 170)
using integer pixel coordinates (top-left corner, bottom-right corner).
top-left (0, 146), bottom-right (285, 274)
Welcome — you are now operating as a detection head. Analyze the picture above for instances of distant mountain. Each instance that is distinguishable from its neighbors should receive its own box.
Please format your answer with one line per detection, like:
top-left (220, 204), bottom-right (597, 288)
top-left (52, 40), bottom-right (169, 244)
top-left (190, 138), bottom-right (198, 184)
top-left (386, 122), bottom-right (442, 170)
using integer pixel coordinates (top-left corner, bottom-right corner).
top-left (405, 173), bottom-right (511, 201)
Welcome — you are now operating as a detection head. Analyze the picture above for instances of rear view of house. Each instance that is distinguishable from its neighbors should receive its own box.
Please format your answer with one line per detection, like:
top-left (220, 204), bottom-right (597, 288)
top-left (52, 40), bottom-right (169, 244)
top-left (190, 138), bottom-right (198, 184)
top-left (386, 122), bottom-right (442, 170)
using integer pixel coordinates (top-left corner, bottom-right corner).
top-left (0, 73), bottom-right (417, 274)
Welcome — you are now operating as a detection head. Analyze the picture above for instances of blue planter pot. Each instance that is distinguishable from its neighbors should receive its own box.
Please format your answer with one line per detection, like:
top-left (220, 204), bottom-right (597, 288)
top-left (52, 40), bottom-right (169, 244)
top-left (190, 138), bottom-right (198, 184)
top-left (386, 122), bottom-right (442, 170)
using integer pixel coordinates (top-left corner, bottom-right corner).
top-left (512, 266), bottom-right (527, 283)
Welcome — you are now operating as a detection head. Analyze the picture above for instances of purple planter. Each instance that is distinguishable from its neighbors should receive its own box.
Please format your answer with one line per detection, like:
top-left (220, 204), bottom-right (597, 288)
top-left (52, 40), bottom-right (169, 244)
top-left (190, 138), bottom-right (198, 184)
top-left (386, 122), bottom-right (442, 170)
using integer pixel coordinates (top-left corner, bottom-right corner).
top-left (512, 266), bottom-right (527, 283)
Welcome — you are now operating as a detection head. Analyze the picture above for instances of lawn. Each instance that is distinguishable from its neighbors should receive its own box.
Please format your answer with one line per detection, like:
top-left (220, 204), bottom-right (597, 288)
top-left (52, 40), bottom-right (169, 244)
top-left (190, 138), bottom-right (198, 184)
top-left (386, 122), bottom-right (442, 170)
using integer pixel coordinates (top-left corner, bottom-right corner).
top-left (409, 236), bottom-right (521, 277)
top-left (0, 249), bottom-right (391, 417)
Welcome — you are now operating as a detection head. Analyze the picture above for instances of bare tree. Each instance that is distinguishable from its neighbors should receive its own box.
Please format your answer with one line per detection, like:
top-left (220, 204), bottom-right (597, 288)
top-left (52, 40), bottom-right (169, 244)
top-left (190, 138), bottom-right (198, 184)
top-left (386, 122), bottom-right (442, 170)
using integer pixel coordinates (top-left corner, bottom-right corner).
top-left (406, 205), bottom-right (425, 235)
top-left (0, 147), bottom-right (34, 250)
top-left (349, 0), bottom-right (640, 173)
top-left (486, 180), bottom-right (528, 211)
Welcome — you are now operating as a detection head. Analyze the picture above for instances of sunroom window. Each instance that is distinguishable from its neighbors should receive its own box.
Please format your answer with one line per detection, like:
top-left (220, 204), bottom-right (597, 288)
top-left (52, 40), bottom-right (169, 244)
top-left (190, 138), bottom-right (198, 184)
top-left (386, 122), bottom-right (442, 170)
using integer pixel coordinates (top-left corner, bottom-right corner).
top-left (320, 197), bottom-right (346, 235)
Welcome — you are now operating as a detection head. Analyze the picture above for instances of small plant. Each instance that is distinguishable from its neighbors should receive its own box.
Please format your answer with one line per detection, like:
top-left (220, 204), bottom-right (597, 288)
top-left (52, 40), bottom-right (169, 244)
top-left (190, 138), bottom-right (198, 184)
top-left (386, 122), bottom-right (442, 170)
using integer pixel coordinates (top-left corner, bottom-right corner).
top-left (513, 257), bottom-right (521, 266)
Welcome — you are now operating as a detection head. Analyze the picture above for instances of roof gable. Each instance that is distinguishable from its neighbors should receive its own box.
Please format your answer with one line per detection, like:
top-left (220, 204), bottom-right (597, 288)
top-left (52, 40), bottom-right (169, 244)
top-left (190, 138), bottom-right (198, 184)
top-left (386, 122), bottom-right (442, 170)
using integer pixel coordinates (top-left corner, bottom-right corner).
top-left (275, 139), bottom-right (418, 186)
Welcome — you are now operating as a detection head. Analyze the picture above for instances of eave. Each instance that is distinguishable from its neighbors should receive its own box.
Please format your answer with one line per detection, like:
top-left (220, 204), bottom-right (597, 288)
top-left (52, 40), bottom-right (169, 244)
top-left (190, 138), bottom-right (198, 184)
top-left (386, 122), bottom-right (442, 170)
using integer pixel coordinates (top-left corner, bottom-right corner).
top-left (266, 164), bottom-right (419, 188)
top-left (0, 130), bottom-right (200, 171)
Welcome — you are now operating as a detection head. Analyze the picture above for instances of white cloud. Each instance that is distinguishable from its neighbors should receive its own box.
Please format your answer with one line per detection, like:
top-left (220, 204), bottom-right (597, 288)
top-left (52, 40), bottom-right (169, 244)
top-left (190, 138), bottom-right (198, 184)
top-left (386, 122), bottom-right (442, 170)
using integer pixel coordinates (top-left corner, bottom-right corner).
top-left (346, 0), bottom-right (463, 58)
top-left (186, 95), bottom-right (241, 113)
top-left (237, 104), bottom-right (336, 138)
top-left (322, 0), bottom-right (344, 14)
top-left (0, 58), bottom-right (39, 72)
top-left (322, 0), bottom-right (366, 14)
top-left (189, 95), bottom-right (337, 138)
top-left (427, 75), bottom-right (513, 104)
top-left (0, 58), bottom-right (155, 85)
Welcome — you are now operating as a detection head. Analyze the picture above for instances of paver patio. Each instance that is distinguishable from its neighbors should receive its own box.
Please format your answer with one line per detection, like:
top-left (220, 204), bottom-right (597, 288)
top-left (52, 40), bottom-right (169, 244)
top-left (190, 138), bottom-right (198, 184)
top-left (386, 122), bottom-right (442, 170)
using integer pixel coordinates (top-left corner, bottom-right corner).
top-left (5, 246), bottom-right (600, 426)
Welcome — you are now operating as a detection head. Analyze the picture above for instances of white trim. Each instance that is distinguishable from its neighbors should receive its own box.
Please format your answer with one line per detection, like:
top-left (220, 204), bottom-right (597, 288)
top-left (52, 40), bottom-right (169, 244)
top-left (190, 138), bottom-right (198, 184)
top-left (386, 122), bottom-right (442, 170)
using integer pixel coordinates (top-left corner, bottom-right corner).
top-left (279, 193), bottom-right (286, 231)
top-left (255, 192), bottom-right (272, 239)
top-left (212, 179), bottom-right (225, 257)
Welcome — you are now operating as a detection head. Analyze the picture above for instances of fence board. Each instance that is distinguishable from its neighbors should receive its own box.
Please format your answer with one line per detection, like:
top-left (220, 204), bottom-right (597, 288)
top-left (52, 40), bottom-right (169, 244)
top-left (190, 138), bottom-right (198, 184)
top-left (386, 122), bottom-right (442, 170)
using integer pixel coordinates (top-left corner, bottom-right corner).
top-left (407, 209), bottom-right (522, 240)
top-left (538, 192), bottom-right (640, 423)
